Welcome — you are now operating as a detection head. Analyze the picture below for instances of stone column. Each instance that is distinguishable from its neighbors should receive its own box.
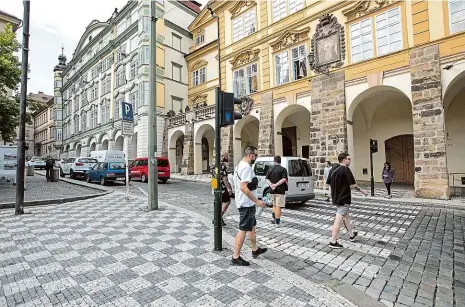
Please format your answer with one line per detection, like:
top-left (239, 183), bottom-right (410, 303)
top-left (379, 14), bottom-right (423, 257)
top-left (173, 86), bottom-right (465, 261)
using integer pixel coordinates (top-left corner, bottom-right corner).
top-left (310, 71), bottom-right (347, 188)
top-left (181, 122), bottom-right (194, 175)
top-left (258, 92), bottom-right (274, 156)
top-left (221, 126), bottom-right (234, 170)
top-left (108, 140), bottom-right (115, 150)
top-left (162, 118), bottom-right (169, 158)
top-left (410, 45), bottom-right (449, 199)
top-left (81, 145), bottom-right (89, 157)
top-left (96, 143), bottom-right (102, 151)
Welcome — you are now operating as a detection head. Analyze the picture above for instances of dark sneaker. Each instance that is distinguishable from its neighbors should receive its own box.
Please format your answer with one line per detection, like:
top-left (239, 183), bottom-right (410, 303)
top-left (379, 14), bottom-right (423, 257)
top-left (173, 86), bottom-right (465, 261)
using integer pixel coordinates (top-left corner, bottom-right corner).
top-left (350, 231), bottom-right (358, 242)
top-left (270, 219), bottom-right (275, 224)
top-left (329, 242), bottom-right (344, 249)
top-left (252, 247), bottom-right (267, 258)
top-left (231, 256), bottom-right (250, 266)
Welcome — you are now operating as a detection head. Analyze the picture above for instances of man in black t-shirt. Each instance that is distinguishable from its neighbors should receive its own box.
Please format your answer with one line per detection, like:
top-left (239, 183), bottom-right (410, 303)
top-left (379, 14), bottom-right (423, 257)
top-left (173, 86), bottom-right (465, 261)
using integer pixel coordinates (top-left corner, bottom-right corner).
top-left (266, 156), bottom-right (288, 226)
top-left (326, 152), bottom-right (368, 249)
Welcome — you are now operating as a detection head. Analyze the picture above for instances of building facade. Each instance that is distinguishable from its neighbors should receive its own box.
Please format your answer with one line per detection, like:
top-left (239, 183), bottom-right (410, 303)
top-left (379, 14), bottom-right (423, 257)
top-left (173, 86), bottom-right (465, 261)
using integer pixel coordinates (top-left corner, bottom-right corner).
top-left (33, 97), bottom-right (59, 158)
top-left (166, 0), bottom-right (465, 200)
top-left (59, 0), bottom-right (199, 161)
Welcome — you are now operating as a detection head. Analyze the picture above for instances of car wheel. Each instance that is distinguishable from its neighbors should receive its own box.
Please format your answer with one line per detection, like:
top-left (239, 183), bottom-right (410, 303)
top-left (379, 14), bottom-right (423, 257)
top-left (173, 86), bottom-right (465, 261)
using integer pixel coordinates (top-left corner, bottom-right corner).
top-left (60, 168), bottom-right (65, 177)
top-left (70, 170), bottom-right (75, 179)
top-left (86, 175), bottom-right (91, 183)
top-left (141, 173), bottom-right (147, 183)
top-left (161, 178), bottom-right (168, 184)
top-left (100, 177), bottom-right (106, 186)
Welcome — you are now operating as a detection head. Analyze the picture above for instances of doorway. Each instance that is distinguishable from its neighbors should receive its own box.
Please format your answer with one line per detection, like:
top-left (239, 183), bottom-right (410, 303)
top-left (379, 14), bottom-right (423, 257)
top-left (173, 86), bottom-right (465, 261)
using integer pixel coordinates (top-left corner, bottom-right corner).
top-left (385, 134), bottom-right (414, 184)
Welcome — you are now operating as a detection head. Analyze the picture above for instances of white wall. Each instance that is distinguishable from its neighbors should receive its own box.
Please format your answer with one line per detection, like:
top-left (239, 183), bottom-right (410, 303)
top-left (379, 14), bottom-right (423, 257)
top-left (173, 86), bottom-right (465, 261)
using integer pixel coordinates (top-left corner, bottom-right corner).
top-left (446, 90), bottom-right (465, 182)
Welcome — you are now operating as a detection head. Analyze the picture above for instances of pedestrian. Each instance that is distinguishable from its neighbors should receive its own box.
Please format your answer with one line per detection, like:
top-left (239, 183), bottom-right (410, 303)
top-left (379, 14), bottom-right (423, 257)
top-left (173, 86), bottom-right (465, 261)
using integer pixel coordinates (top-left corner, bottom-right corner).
top-left (265, 155), bottom-right (288, 226)
top-left (231, 146), bottom-right (267, 266)
top-left (45, 156), bottom-right (55, 182)
top-left (323, 161), bottom-right (332, 202)
top-left (212, 152), bottom-right (233, 226)
top-left (326, 152), bottom-right (368, 249)
top-left (382, 162), bottom-right (395, 199)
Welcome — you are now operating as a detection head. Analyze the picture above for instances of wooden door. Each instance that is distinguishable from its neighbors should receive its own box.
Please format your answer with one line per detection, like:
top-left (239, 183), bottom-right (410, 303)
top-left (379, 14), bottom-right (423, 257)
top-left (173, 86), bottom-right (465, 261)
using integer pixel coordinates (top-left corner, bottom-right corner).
top-left (385, 135), bottom-right (414, 184)
top-left (282, 136), bottom-right (293, 156)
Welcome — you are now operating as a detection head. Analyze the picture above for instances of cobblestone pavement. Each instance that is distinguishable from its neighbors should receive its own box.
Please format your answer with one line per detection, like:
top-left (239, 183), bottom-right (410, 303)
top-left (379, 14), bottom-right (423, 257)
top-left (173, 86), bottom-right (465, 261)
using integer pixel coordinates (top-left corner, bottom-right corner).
top-left (0, 175), bottom-right (103, 205)
top-left (118, 180), bottom-right (465, 307)
top-left (0, 193), bottom-right (355, 307)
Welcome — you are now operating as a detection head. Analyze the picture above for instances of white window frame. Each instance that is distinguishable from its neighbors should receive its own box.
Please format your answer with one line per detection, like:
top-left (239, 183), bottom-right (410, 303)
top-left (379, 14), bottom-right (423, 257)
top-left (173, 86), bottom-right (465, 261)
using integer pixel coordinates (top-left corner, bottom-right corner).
top-left (90, 84), bottom-right (98, 101)
top-left (140, 46), bottom-right (149, 65)
top-left (130, 86), bottom-right (139, 113)
top-left (101, 100), bottom-right (110, 124)
top-left (172, 96), bottom-right (183, 113)
top-left (115, 67), bottom-right (126, 88)
top-left (275, 51), bottom-right (289, 85)
top-left (192, 67), bottom-right (206, 87)
top-left (375, 7), bottom-right (403, 57)
top-left (130, 58), bottom-right (139, 80)
top-left (116, 44), bottom-right (127, 63)
top-left (291, 44), bottom-right (308, 81)
top-left (74, 97), bottom-right (79, 112)
top-left (115, 99), bottom-right (122, 120)
top-left (172, 33), bottom-right (182, 51)
top-left (101, 77), bottom-right (111, 95)
top-left (350, 18), bottom-right (374, 63)
top-left (90, 106), bottom-right (97, 128)
top-left (195, 33), bottom-right (205, 45)
top-left (232, 8), bottom-right (256, 42)
top-left (139, 82), bottom-right (149, 106)
top-left (101, 56), bottom-right (112, 71)
top-left (172, 63), bottom-right (182, 82)
top-left (56, 129), bottom-right (62, 141)
top-left (449, 0), bottom-right (465, 34)
top-left (272, 0), bottom-right (304, 22)
top-left (233, 63), bottom-right (258, 97)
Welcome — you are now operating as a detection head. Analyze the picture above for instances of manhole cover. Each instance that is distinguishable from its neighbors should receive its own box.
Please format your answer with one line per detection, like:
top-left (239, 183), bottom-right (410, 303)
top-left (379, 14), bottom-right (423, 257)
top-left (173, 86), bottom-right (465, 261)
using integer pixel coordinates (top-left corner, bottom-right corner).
top-left (388, 255), bottom-right (401, 261)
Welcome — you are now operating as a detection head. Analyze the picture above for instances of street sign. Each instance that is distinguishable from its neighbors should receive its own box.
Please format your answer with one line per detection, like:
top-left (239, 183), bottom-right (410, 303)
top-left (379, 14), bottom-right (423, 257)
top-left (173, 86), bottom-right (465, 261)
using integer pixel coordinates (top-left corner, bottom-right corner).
top-left (122, 120), bottom-right (134, 136)
top-left (122, 101), bottom-right (134, 122)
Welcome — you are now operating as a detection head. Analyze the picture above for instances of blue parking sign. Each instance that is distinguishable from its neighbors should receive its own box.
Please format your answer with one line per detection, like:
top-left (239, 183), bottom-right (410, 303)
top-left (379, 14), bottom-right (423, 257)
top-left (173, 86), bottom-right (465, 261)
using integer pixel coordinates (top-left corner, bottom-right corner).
top-left (122, 101), bottom-right (134, 122)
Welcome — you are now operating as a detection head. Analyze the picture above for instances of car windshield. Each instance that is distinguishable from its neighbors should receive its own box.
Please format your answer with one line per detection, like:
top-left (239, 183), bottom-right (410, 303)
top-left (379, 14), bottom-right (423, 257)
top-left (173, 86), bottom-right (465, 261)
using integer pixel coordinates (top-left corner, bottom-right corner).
top-left (109, 162), bottom-right (125, 170)
top-left (158, 159), bottom-right (169, 167)
top-left (78, 158), bottom-right (98, 163)
top-left (287, 160), bottom-right (312, 177)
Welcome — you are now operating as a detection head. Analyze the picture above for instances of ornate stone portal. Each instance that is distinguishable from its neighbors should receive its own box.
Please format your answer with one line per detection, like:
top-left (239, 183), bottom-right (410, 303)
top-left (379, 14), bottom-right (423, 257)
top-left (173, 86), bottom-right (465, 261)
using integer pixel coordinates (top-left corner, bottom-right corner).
top-left (310, 14), bottom-right (345, 75)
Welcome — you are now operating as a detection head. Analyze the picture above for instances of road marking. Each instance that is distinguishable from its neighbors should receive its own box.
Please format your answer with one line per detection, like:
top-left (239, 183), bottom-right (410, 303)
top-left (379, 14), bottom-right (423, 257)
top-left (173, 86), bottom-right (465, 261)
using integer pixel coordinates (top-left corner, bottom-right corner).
top-left (137, 187), bottom-right (148, 196)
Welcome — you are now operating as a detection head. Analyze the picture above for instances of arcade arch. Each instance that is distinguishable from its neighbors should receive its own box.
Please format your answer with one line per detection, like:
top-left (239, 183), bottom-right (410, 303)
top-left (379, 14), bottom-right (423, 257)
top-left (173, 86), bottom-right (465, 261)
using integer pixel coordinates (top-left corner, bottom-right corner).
top-left (194, 124), bottom-right (214, 174)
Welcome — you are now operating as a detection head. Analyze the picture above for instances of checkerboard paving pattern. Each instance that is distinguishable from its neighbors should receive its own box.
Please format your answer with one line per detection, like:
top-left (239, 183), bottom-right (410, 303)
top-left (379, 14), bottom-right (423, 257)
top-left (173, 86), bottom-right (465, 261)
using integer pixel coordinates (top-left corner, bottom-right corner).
top-left (0, 193), bottom-right (355, 307)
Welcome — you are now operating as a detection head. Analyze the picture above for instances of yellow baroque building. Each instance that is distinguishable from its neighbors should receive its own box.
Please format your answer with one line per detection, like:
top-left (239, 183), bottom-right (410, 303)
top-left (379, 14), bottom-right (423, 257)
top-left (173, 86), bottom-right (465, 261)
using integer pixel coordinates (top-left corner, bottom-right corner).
top-left (164, 0), bottom-right (465, 200)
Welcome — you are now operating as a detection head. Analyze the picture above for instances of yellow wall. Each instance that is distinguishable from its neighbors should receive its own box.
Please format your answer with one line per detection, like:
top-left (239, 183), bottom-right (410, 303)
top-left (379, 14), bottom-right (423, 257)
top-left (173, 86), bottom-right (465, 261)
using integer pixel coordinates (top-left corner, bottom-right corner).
top-left (157, 82), bottom-right (164, 108)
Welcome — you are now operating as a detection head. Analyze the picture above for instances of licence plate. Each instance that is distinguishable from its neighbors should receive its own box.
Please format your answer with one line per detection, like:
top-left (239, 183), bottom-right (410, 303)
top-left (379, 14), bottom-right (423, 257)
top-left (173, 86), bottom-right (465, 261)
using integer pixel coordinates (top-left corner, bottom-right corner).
top-left (116, 177), bottom-right (125, 181)
top-left (298, 182), bottom-right (309, 187)
top-left (159, 172), bottom-right (165, 175)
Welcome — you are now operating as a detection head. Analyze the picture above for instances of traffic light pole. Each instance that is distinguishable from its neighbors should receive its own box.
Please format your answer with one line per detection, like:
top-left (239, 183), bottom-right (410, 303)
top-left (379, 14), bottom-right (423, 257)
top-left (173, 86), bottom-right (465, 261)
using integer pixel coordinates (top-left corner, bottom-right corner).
top-left (369, 139), bottom-right (375, 197)
top-left (214, 88), bottom-right (222, 251)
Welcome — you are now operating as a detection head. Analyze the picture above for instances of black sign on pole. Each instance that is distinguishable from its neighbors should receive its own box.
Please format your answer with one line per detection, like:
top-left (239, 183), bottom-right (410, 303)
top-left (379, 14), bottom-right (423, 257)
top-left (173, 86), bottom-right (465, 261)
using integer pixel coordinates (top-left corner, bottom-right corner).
top-left (213, 88), bottom-right (223, 251)
top-left (369, 139), bottom-right (378, 196)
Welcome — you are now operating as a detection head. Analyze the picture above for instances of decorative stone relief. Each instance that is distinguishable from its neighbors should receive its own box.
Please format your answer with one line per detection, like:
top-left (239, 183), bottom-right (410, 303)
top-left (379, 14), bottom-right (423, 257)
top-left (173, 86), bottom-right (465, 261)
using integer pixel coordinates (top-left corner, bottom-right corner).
top-left (229, 0), bottom-right (256, 18)
top-left (342, 0), bottom-right (402, 21)
top-left (190, 60), bottom-right (208, 71)
top-left (270, 27), bottom-right (310, 52)
top-left (191, 94), bottom-right (208, 106)
top-left (310, 14), bottom-right (345, 74)
top-left (230, 49), bottom-right (260, 69)
top-left (240, 97), bottom-right (254, 116)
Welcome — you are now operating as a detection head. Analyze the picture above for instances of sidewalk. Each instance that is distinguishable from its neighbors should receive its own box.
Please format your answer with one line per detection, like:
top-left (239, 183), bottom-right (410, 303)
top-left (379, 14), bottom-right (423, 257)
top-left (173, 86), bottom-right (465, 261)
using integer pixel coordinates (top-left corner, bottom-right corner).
top-left (0, 192), bottom-right (358, 307)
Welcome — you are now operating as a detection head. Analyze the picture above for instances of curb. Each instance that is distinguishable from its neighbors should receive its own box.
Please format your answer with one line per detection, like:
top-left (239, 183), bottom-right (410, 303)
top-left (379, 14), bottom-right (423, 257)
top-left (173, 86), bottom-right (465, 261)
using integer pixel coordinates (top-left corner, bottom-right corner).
top-left (34, 171), bottom-right (112, 192)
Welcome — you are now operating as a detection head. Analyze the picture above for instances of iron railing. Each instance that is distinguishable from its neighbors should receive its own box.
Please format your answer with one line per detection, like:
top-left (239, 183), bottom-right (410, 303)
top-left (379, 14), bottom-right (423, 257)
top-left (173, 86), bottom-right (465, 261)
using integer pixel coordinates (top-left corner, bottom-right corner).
top-left (450, 173), bottom-right (465, 197)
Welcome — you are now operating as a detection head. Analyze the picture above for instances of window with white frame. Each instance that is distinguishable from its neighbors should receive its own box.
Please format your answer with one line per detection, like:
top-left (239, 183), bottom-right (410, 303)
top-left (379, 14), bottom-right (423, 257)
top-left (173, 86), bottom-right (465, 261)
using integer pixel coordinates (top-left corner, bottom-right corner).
top-left (101, 77), bottom-right (111, 95)
top-left (449, 0), bottom-right (465, 34)
top-left (116, 66), bottom-right (126, 88)
top-left (140, 16), bottom-right (150, 34)
top-left (375, 7), bottom-right (402, 56)
top-left (272, 0), bottom-right (304, 22)
top-left (90, 84), bottom-right (98, 101)
top-left (233, 63), bottom-right (258, 97)
top-left (350, 18), bottom-right (374, 63)
top-left (116, 44), bottom-right (127, 62)
top-left (130, 86), bottom-right (139, 113)
top-left (140, 46), bottom-right (149, 65)
top-left (115, 99), bottom-right (122, 120)
top-left (232, 8), bottom-right (256, 42)
top-left (74, 115), bottom-right (79, 135)
top-left (81, 111), bottom-right (87, 131)
top-left (275, 51), bottom-right (289, 85)
top-left (195, 33), bottom-right (204, 45)
top-left (117, 20), bottom-right (127, 36)
top-left (55, 97), bottom-right (62, 104)
top-left (82, 90), bottom-right (88, 107)
top-left (90, 106), bottom-right (97, 128)
top-left (172, 63), bottom-right (181, 82)
top-left (291, 45), bottom-right (307, 80)
top-left (172, 34), bottom-right (182, 51)
top-left (56, 129), bottom-right (62, 141)
top-left (74, 97), bottom-right (79, 112)
top-left (54, 80), bottom-right (62, 88)
top-left (130, 36), bottom-right (138, 53)
top-left (101, 100), bottom-right (110, 124)
top-left (101, 56), bottom-right (112, 71)
top-left (139, 82), bottom-right (149, 106)
top-left (130, 57), bottom-right (139, 80)
top-left (192, 67), bottom-right (206, 87)
top-left (172, 96), bottom-right (183, 113)
top-left (56, 110), bottom-right (62, 120)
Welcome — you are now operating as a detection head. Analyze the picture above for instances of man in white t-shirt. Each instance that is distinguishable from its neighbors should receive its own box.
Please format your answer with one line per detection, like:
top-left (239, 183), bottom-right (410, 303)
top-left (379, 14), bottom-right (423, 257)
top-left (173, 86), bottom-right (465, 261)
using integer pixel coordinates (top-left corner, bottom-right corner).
top-left (231, 146), bottom-right (267, 266)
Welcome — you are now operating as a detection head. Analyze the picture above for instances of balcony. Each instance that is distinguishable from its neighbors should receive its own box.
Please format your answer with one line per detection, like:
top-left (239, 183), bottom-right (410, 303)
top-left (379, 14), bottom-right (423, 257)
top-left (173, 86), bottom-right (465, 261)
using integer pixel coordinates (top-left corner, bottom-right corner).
top-left (168, 105), bottom-right (215, 128)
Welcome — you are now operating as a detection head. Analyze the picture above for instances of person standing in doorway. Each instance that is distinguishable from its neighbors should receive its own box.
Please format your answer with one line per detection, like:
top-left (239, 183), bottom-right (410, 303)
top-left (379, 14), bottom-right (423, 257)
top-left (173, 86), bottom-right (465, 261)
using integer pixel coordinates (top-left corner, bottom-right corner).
top-left (212, 152), bottom-right (233, 226)
top-left (326, 152), bottom-right (368, 249)
top-left (232, 146), bottom-right (267, 266)
top-left (323, 161), bottom-right (332, 202)
top-left (266, 155), bottom-right (288, 226)
top-left (382, 162), bottom-right (395, 199)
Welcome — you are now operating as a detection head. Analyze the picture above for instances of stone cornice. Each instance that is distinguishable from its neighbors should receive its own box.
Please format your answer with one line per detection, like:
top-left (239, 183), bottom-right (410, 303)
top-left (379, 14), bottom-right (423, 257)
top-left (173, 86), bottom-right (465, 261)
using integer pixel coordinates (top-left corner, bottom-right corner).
top-left (229, 0), bottom-right (256, 18)
top-left (190, 60), bottom-right (208, 71)
top-left (230, 49), bottom-right (260, 69)
top-left (342, 0), bottom-right (402, 22)
top-left (270, 27), bottom-right (310, 52)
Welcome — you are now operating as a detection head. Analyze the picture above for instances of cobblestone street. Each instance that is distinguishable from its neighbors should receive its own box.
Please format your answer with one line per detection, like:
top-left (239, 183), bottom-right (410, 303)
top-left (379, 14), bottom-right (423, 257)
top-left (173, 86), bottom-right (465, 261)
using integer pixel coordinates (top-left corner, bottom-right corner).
top-left (0, 192), bottom-right (354, 307)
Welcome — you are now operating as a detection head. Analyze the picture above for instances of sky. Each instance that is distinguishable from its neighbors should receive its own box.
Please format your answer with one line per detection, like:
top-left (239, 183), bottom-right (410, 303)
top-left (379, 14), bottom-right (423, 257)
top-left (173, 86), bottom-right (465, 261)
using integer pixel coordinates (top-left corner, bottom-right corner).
top-left (2, 0), bottom-right (207, 96)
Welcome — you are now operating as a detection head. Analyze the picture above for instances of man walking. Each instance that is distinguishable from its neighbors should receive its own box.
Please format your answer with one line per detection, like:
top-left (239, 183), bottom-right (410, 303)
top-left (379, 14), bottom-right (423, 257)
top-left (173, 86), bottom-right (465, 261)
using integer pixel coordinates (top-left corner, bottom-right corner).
top-left (326, 153), bottom-right (368, 249)
top-left (45, 156), bottom-right (55, 182)
top-left (212, 152), bottom-right (233, 226)
top-left (265, 155), bottom-right (288, 226)
top-left (232, 146), bottom-right (267, 266)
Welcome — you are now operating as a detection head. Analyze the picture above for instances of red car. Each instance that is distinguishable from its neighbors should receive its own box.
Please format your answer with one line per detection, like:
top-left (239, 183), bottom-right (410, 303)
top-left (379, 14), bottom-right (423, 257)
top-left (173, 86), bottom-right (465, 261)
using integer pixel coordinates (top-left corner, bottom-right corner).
top-left (129, 157), bottom-right (170, 183)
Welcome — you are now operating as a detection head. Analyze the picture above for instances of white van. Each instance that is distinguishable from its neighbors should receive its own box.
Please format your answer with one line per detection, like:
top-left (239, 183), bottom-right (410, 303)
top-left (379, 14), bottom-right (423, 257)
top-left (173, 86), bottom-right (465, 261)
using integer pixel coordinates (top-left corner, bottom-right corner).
top-left (231, 156), bottom-right (315, 205)
top-left (89, 150), bottom-right (125, 163)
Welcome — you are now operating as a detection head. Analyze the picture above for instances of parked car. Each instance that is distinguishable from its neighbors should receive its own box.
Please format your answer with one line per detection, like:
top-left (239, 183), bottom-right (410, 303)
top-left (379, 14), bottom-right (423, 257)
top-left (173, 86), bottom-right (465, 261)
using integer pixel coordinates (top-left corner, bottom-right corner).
top-left (60, 157), bottom-right (98, 179)
top-left (229, 156), bottom-right (315, 206)
top-left (54, 158), bottom-right (66, 168)
top-left (129, 157), bottom-right (170, 183)
top-left (85, 161), bottom-right (127, 185)
top-left (27, 156), bottom-right (46, 170)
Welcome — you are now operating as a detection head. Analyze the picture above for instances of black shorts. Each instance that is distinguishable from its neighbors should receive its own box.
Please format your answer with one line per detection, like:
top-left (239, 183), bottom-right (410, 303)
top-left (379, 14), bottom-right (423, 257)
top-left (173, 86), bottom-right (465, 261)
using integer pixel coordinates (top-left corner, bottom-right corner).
top-left (238, 206), bottom-right (256, 232)
top-left (221, 191), bottom-right (231, 203)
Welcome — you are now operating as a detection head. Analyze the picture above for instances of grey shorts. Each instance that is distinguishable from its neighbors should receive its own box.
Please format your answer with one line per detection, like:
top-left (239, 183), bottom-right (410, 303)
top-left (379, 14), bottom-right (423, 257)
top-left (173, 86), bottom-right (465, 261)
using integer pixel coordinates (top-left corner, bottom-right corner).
top-left (238, 206), bottom-right (256, 231)
top-left (336, 204), bottom-right (350, 216)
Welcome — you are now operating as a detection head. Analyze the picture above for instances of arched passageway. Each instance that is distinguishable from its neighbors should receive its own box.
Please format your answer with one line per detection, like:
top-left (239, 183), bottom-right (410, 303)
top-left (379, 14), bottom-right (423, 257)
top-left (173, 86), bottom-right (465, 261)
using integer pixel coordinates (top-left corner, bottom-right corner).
top-left (194, 124), bottom-right (214, 174)
top-left (115, 136), bottom-right (124, 151)
top-left (169, 130), bottom-right (184, 173)
top-left (233, 115), bottom-right (259, 165)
